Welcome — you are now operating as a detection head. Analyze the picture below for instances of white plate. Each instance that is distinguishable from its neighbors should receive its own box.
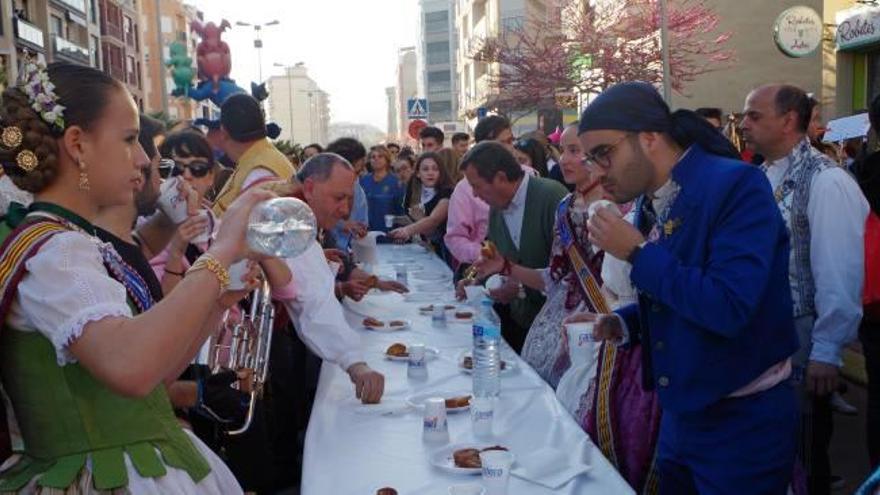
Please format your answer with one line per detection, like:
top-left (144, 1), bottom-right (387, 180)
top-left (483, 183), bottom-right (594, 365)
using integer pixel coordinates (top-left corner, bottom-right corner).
top-left (415, 282), bottom-right (454, 293)
top-left (361, 318), bottom-right (412, 332)
top-left (352, 400), bottom-right (412, 417)
top-left (417, 304), bottom-right (458, 315)
top-left (429, 443), bottom-right (515, 475)
top-left (384, 346), bottom-right (440, 362)
top-left (458, 352), bottom-right (517, 375)
top-left (448, 309), bottom-right (476, 325)
top-left (406, 391), bottom-right (473, 413)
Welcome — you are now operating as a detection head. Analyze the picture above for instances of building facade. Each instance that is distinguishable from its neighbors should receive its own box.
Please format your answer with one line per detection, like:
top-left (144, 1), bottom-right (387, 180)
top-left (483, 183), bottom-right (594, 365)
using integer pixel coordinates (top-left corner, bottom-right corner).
top-left (392, 46), bottom-right (418, 144)
top-left (418, 0), bottom-right (458, 126)
top-left (1, 0), bottom-right (100, 89)
top-left (98, 0), bottom-right (143, 108)
top-left (140, 0), bottom-right (210, 120)
top-left (385, 85), bottom-right (398, 140)
top-left (266, 63), bottom-right (330, 146)
top-left (454, 0), bottom-right (551, 132)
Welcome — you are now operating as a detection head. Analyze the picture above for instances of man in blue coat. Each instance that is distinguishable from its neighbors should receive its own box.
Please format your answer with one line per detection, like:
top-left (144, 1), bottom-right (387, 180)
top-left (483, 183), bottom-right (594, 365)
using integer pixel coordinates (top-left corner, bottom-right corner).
top-left (571, 82), bottom-right (800, 494)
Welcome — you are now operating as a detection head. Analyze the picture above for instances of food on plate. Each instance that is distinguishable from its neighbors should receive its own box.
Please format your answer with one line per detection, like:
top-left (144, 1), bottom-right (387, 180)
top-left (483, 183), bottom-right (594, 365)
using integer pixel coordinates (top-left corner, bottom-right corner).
top-left (376, 488), bottom-right (398, 495)
top-left (462, 356), bottom-right (506, 370)
top-left (419, 304), bottom-right (457, 312)
top-left (389, 320), bottom-right (406, 327)
top-left (444, 395), bottom-right (472, 409)
top-left (452, 445), bottom-right (509, 468)
top-left (452, 448), bottom-right (482, 469)
top-left (480, 240), bottom-right (498, 259)
top-left (386, 343), bottom-right (408, 357)
top-left (364, 275), bottom-right (379, 288)
top-left (454, 311), bottom-right (473, 319)
top-left (363, 317), bottom-right (384, 328)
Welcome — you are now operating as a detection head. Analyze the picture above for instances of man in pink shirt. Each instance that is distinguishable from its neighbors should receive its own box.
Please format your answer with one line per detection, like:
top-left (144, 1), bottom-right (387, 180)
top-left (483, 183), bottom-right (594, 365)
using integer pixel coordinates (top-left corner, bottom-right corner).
top-left (445, 115), bottom-right (515, 275)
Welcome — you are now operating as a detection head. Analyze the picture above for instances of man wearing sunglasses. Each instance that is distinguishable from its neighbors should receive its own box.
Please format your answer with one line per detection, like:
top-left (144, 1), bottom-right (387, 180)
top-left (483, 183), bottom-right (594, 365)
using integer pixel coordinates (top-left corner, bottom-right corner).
top-left (572, 82), bottom-right (800, 494)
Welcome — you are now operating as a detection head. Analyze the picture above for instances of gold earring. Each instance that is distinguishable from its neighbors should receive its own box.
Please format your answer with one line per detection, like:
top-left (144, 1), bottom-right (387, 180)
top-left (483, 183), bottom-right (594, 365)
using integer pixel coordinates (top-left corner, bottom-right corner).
top-left (78, 159), bottom-right (89, 191)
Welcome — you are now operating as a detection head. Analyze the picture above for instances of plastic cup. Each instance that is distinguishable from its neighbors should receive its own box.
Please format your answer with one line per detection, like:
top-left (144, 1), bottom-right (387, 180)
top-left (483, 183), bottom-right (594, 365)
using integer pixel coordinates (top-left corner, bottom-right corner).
top-left (394, 264), bottom-right (408, 285)
top-left (448, 484), bottom-right (486, 495)
top-left (385, 214), bottom-right (395, 229)
top-left (408, 343), bottom-right (428, 380)
top-left (464, 285), bottom-right (485, 304)
top-left (432, 304), bottom-right (447, 328)
top-left (227, 260), bottom-right (249, 291)
top-left (480, 450), bottom-right (514, 495)
top-left (158, 177), bottom-right (189, 224)
top-left (470, 397), bottom-right (494, 439)
top-left (422, 397), bottom-right (449, 444)
top-left (190, 209), bottom-right (212, 245)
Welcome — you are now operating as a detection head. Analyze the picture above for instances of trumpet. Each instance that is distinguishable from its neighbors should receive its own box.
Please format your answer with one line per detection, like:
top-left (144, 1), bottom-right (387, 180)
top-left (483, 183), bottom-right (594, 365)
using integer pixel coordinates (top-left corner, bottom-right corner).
top-left (208, 279), bottom-right (275, 435)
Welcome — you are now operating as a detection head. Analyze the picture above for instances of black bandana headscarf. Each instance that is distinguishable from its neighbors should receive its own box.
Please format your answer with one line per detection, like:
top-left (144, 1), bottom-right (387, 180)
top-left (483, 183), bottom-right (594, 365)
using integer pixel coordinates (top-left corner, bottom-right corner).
top-left (578, 81), bottom-right (740, 160)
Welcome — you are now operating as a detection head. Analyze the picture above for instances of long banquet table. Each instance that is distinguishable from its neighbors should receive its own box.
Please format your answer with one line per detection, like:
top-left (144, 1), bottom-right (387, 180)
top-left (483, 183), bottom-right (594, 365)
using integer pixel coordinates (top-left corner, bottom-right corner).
top-left (301, 244), bottom-right (634, 495)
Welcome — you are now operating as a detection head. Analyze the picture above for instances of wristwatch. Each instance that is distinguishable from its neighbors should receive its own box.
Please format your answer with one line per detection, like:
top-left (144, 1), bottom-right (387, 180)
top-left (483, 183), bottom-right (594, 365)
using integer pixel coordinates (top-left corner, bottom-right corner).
top-left (627, 241), bottom-right (647, 265)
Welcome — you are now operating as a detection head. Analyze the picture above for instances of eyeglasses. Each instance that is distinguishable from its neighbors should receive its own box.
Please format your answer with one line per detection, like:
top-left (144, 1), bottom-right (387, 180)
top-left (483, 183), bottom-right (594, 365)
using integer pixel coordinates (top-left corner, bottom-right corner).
top-left (159, 158), bottom-right (213, 178)
top-left (584, 134), bottom-right (632, 169)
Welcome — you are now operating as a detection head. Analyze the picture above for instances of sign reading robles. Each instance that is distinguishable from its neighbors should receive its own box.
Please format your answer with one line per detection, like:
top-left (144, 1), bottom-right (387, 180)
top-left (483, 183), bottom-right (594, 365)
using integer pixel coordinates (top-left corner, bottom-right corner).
top-left (837, 6), bottom-right (880, 51)
top-left (774, 6), bottom-right (823, 58)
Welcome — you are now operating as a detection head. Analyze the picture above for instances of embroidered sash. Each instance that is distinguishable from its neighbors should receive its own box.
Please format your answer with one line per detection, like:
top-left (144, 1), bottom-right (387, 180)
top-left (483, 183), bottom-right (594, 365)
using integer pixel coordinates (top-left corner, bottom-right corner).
top-left (557, 197), bottom-right (660, 494)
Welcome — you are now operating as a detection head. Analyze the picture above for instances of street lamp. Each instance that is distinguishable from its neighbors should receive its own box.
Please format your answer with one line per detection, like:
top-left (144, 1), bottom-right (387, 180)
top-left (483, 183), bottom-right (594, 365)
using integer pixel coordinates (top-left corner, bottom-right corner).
top-left (236, 19), bottom-right (280, 82)
top-left (273, 62), bottom-right (295, 143)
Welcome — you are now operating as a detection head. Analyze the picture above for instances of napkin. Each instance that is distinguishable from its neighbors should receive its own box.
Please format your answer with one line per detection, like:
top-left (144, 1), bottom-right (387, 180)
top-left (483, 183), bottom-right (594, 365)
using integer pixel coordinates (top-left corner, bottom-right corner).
top-left (510, 446), bottom-right (590, 489)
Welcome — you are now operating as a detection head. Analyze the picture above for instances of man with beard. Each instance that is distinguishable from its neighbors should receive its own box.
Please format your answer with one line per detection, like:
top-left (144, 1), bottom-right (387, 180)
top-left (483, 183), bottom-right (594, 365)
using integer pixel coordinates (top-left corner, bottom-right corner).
top-left (573, 82), bottom-right (800, 493)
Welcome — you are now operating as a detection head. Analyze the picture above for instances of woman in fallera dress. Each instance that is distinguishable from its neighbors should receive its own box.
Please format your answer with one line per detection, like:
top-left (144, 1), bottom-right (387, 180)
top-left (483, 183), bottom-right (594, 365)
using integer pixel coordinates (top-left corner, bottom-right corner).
top-left (0, 61), bottom-right (269, 493)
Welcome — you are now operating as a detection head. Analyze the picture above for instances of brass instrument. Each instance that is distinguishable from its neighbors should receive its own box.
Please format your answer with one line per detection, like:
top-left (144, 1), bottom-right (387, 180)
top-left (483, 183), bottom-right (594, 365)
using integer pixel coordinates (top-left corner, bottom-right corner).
top-left (208, 279), bottom-right (275, 435)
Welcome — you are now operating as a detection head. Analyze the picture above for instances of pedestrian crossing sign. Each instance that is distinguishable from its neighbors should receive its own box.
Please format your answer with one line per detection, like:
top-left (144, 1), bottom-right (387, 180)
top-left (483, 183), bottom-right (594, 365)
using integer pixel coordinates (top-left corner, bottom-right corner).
top-left (407, 98), bottom-right (429, 119)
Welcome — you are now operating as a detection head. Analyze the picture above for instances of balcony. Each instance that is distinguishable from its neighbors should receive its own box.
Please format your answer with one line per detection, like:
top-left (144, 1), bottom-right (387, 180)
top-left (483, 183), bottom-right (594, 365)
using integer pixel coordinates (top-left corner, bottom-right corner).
top-left (102, 21), bottom-right (123, 42)
top-left (53, 35), bottom-right (90, 65)
top-left (52, 0), bottom-right (87, 14)
top-left (14, 18), bottom-right (44, 50)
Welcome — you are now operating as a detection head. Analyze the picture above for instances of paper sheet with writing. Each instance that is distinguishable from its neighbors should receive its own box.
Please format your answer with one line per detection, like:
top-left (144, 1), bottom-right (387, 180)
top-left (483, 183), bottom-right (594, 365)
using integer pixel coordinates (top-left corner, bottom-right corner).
top-left (823, 113), bottom-right (870, 143)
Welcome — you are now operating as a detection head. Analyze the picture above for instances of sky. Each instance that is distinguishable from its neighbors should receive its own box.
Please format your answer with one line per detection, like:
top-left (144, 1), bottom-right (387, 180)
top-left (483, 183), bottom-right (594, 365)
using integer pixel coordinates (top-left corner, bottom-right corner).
top-left (187, 0), bottom-right (419, 132)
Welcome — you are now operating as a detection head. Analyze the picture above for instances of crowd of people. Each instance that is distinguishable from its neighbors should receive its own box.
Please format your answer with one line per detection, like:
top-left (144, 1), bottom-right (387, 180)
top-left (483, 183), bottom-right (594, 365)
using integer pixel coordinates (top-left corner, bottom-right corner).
top-left (0, 56), bottom-right (880, 495)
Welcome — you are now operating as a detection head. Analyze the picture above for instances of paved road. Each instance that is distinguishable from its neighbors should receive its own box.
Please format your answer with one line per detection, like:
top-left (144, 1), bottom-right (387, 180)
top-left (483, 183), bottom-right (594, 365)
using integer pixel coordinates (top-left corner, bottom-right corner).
top-left (832, 380), bottom-right (871, 493)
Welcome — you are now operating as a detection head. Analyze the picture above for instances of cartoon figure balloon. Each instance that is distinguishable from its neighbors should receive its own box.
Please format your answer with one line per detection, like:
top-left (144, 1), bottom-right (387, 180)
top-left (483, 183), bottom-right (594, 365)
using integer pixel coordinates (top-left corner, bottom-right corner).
top-left (191, 19), bottom-right (232, 90)
top-left (166, 42), bottom-right (195, 97)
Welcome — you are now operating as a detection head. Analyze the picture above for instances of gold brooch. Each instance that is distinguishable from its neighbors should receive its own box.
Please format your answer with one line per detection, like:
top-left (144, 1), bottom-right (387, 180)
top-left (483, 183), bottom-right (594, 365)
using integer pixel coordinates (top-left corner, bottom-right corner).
top-left (1, 126), bottom-right (22, 149)
top-left (16, 150), bottom-right (38, 172)
top-left (663, 218), bottom-right (682, 237)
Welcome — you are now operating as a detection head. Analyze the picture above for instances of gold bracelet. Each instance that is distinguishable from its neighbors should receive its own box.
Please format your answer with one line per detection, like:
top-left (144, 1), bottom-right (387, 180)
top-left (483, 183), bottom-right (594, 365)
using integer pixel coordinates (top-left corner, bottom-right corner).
top-left (187, 254), bottom-right (231, 291)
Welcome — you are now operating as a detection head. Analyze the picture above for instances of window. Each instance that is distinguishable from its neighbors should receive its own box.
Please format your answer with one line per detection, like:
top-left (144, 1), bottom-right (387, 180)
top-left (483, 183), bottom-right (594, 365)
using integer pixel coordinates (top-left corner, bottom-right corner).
top-left (90, 34), bottom-right (99, 67)
top-left (428, 100), bottom-right (452, 120)
top-left (424, 10), bottom-right (448, 34)
top-left (427, 70), bottom-right (451, 94)
top-left (160, 15), bottom-right (171, 34)
top-left (50, 15), bottom-right (63, 37)
top-left (426, 41), bottom-right (449, 65)
top-left (90, 0), bottom-right (97, 24)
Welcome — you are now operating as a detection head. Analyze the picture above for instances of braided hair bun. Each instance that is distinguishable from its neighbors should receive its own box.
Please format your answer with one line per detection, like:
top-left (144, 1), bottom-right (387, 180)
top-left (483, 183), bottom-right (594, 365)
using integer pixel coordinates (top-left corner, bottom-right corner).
top-left (0, 63), bottom-right (124, 193)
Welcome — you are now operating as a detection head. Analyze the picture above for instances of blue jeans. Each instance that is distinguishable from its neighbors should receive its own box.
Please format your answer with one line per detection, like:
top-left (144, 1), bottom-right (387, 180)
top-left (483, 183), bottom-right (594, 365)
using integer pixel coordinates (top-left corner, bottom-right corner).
top-left (658, 381), bottom-right (798, 495)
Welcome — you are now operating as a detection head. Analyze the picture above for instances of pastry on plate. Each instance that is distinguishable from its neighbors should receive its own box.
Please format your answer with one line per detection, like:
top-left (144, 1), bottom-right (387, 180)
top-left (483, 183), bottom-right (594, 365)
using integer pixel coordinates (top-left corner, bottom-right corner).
top-left (363, 317), bottom-right (384, 328)
top-left (452, 445), bottom-right (508, 468)
top-left (389, 320), bottom-right (406, 327)
top-left (386, 343), bottom-right (408, 357)
top-left (445, 395), bottom-right (472, 409)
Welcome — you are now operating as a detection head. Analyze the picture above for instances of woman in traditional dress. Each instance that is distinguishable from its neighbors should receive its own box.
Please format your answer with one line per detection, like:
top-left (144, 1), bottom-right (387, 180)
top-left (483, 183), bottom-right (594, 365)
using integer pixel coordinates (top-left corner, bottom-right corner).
top-left (0, 62), bottom-right (268, 493)
top-left (472, 123), bottom-right (661, 494)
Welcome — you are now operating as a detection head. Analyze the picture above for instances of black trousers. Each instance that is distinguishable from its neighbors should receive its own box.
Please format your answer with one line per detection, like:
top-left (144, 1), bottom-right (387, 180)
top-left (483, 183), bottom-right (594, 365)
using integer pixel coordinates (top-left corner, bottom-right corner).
top-left (861, 319), bottom-right (880, 470)
top-left (802, 393), bottom-right (833, 495)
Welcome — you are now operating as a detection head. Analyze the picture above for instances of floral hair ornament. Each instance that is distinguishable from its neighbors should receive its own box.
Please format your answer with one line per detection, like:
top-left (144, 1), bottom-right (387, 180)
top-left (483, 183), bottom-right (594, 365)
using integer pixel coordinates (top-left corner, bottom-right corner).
top-left (18, 52), bottom-right (65, 133)
top-left (15, 150), bottom-right (38, 172)
top-left (0, 126), bottom-right (22, 150)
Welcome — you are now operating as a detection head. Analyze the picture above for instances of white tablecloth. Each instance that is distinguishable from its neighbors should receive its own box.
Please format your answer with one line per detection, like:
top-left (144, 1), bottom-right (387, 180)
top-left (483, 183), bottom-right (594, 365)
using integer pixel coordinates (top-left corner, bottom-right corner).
top-left (301, 245), bottom-right (634, 495)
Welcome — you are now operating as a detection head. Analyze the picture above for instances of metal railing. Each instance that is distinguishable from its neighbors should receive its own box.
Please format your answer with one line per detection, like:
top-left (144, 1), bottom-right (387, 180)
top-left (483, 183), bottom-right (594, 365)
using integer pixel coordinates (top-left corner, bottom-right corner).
top-left (54, 35), bottom-right (90, 64)
top-left (14, 18), bottom-right (44, 48)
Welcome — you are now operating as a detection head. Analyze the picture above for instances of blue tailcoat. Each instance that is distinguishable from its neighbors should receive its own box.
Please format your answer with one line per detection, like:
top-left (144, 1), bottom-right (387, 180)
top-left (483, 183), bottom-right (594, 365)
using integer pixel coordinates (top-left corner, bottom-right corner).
top-left (617, 145), bottom-right (800, 414)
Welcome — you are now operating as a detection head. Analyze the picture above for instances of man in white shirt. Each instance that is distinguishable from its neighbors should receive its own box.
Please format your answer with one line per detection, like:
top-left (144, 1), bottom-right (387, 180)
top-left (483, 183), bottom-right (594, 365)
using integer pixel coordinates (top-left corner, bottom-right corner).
top-left (742, 84), bottom-right (870, 494)
top-left (283, 152), bottom-right (386, 403)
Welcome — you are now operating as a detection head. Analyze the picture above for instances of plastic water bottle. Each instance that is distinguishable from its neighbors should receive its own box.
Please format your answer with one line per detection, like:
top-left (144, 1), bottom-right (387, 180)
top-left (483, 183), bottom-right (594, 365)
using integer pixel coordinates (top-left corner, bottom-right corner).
top-left (472, 297), bottom-right (501, 397)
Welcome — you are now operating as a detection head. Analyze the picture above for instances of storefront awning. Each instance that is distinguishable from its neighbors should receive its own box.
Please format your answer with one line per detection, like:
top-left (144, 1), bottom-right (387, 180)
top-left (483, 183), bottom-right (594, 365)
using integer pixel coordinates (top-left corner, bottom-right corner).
top-left (837, 6), bottom-right (880, 51)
